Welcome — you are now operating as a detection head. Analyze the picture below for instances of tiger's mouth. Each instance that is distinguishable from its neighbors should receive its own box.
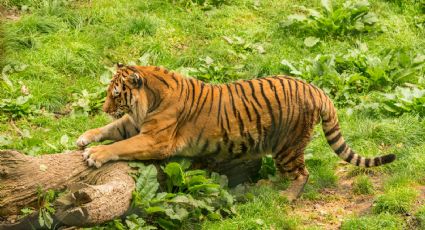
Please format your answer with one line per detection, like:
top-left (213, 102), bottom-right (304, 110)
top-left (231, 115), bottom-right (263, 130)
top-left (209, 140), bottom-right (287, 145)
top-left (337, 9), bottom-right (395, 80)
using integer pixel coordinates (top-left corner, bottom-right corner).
top-left (112, 110), bottom-right (125, 119)
top-left (111, 106), bottom-right (131, 119)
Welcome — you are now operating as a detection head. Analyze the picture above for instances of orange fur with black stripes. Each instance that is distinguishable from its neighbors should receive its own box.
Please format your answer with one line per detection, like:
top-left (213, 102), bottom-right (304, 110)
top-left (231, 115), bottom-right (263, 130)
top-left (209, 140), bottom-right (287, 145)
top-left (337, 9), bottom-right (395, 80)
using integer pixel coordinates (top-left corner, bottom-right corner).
top-left (77, 65), bottom-right (395, 200)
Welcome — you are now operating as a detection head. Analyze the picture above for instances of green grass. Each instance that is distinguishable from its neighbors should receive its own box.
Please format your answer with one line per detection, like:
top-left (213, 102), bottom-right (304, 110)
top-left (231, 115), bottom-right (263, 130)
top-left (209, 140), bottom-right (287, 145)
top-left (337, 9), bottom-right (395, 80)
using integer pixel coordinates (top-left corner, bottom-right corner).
top-left (417, 206), bottom-right (425, 229)
top-left (341, 213), bottom-right (404, 230)
top-left (353, 175), bottom-right (375, 195)
top-left (373, 186), bottom-right (419, 214)
top-left (1, 0), bottom-right (425, 229)
top-left (200, 186), bottom-right (298, 230)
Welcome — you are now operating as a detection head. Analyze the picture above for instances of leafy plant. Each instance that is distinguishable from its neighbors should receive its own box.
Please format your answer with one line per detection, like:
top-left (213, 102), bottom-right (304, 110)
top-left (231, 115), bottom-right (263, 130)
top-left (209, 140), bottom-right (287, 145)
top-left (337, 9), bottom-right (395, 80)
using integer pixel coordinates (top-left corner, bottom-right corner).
top-left (258, 155), bottom-right (276, 179)
top-left (70, 89), bottom-right (106, 116)
top-left (97, 162), bottom-right (236, 229)
top-left (69, 70), bottom-right (111, 116)
top-left (281, 45), bottom-right (425, 106)
top-left (181, 56), bottom-right (244, 83)
top-left (37, 188), bottom-right (57, 229)
top-left (19, 207), bottom-right (35, 218)
top-left (170, 0), bottom-right (230, 9)
top-left (281, 0), bottom-right (381, 37)
top-left (380, 86), bottom-right (425, 117)
top-left (0, 95), bottom-right (40, 121)
top-left (222, 35), bottom-right (266, 58)
top-left (0, 63), bottom-right (41, 120)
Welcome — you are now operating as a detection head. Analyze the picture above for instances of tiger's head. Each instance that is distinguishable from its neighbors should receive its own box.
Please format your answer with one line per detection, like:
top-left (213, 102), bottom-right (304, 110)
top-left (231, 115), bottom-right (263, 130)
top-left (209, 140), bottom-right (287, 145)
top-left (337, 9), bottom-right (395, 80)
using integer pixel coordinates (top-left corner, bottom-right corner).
top-left (103, 64), bottom-right (148, 119)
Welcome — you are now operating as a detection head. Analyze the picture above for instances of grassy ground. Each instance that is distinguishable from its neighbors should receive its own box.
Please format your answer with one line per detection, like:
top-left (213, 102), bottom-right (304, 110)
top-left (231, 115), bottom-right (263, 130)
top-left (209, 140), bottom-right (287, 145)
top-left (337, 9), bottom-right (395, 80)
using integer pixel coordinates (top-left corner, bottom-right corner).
top-left (1, 0), bottom-right (424, 229)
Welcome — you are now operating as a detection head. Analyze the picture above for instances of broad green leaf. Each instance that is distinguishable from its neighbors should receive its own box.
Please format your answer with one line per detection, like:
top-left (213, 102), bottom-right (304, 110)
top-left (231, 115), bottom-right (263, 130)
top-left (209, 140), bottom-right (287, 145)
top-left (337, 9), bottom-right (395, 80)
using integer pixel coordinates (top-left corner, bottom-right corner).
top-left (188, 183), bottom-right (220, 193)
top-left (353, 0), bottom-right (370, 9)
top-left (38, 211), bottom-right (45, 227)
top-left (363, 13), bottom-right (378, 24)
top-left (112, 219), bottom-right (126, 230)
top-left (171, 195), bottom-right (190, 204)
top-left (187, 175), bottom-right (209, 187)
top-left (156, 218), bottom-right (178, 230)
top-left (287, 14), bottom-right (307, 22)
top-left (146, 206), bottom-right (166, 214)
top-left (304, 36), bottom-right (320, 47)
top-left (125, 214), bottom-right (146, 229)
top-left (0, 136), bottom-right (11, 147)
top-left (20, 208), bottom-right (34, 216)
top-left (184, 169), bottom-right (206, 177)
top-left (15, 96), bottom-right (30, 105)
top-left (1, 69), bottom-right (14, 89)
top-left (280, 59), bottom-right (302, 75)
top-left (164, 207), bottom-right (188, 221)
top-left (222, 36), bottom-right (233, 44)
top-left (43, 211), bottom-right (53, 229)
top-left (135, 164), bottom-right (159, 202)
top-left (211, 172), bottom-right (229, 188)
top-left (164, 162), bottom-right (185, 187)
top-left (60, 134), bottom-right (69, 146)
top-left (207, 212), bottom-right (222, 220)
top-left (204, 56), bottom-right (214, 65)
top-left (413, 54), bottom-right (425, 64)
top-left (99, 71), bottom-right (112, 85)
top-left (139, 53), bottom-right (151, 66)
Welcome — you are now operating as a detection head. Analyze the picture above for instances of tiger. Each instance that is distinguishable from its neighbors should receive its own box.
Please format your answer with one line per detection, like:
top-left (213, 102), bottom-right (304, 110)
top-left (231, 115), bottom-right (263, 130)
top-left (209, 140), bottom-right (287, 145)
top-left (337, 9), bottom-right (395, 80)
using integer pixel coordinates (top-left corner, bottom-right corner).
top-left (76, 64), bottom-right (395, 200)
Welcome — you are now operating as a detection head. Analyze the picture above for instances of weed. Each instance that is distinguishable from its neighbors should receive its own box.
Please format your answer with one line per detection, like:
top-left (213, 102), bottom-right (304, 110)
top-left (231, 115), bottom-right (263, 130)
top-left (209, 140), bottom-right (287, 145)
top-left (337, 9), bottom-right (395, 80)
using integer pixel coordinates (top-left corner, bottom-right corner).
top-left (373, 186), bottom-right (418, 214)
top-left (378, 86), bottom-right (425, 117)
top-left (170, 0), bottom-right (230, 9)
top-left (94, 162), bottom-right (236, 229)
top-left (258, 155), bottom-right (276, 179)
top-left (0, 95), bottom-right (40, 121)
top-left (36, 188), bottom-right (57, 229)
top-left (281, 45), bottom-right (425, 106)
top-left (353, 175), bottom-right (374, 195)
top-left (281, 0), bottom-right (381, 37)
top-left (182, 56), bottom-right (244, 83)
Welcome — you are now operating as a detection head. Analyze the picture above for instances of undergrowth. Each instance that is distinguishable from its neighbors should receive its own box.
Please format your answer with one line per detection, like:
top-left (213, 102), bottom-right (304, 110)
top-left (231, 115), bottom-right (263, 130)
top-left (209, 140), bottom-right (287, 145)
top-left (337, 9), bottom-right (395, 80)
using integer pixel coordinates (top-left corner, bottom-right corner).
top-left (0, 0), bottom-right (424, 229)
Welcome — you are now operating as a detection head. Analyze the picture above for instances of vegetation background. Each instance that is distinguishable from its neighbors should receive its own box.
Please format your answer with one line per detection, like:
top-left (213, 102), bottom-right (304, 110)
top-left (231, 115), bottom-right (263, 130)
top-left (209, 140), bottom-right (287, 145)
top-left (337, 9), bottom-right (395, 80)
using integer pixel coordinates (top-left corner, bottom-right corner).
top-left (0, 0), bottom-right (424, 229)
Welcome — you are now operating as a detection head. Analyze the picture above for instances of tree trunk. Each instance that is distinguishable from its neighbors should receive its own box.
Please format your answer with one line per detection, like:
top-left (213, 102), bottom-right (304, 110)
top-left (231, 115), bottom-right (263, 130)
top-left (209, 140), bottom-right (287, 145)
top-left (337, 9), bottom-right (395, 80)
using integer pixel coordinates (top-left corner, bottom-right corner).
top-left (0, 150), bottom-right (262, 229)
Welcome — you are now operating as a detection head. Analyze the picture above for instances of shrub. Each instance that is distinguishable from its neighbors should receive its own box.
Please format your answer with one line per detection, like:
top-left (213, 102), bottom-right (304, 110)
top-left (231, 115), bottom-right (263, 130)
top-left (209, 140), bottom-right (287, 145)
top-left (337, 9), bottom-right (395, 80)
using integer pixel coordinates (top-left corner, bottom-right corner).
top-left (281, 0), bottom-right (381, 37)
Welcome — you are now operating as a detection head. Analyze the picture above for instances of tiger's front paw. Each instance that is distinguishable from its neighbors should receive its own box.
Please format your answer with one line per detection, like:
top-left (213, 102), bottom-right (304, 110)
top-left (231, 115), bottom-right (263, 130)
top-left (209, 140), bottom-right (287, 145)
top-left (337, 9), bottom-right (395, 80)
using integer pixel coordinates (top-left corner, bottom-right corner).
top-left (76, 129), bottom-right (102, 149)
top-left (82, 145), bottom-right (118, 168)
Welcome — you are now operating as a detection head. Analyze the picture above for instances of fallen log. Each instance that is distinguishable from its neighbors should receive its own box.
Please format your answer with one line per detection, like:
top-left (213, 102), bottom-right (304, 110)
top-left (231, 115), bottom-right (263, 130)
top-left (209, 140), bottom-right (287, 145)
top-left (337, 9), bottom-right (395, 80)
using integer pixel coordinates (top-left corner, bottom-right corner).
top-left (0, 150), bottom-right (262, 229)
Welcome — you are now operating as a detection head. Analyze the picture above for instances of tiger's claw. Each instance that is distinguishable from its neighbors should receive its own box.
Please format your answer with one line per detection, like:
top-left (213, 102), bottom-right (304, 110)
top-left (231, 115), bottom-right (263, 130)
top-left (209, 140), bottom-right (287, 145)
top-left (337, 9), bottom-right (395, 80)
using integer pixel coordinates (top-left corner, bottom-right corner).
top-left (76, 136), bottom-right (90, 149)
top-left (82, 145), bottom-right (118, 168)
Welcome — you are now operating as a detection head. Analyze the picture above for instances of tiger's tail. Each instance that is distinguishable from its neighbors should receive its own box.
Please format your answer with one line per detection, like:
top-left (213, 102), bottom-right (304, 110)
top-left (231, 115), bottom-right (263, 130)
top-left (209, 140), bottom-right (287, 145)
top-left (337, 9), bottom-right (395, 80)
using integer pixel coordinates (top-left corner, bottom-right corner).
top-left (320, 96), bottom-right (396, 167)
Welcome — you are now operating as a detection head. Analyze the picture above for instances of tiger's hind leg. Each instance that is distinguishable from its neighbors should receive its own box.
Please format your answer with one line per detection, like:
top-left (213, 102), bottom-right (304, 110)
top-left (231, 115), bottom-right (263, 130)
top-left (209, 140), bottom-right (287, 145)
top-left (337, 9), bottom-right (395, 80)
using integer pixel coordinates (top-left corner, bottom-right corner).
top-left (275, 148), bottom-right (309, 202)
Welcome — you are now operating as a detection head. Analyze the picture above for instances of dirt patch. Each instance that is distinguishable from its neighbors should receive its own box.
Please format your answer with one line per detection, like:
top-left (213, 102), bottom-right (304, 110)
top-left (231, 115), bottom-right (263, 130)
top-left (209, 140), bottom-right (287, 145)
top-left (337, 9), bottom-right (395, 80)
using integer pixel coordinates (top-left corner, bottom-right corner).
top-left (0, 6), bottom-right (21, 21)
top-left (287, 165), bottom-right (380, 230)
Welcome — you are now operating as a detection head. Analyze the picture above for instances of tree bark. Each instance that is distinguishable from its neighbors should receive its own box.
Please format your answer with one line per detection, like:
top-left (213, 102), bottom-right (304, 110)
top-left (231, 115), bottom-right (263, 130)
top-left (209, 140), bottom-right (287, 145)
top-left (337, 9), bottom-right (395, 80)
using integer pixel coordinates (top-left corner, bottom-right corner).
top-left (0, 150), bottom-right (262, 229)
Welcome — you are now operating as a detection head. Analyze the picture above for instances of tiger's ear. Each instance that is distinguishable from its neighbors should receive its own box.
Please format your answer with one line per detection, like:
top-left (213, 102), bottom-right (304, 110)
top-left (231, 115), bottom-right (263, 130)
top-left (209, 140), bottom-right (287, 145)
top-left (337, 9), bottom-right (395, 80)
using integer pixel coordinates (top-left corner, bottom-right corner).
top-left (126, 73), bottom-right (144, 89)
top-left (116, 63), bottom-right (125, 69)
